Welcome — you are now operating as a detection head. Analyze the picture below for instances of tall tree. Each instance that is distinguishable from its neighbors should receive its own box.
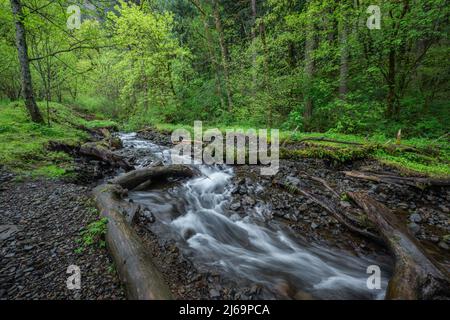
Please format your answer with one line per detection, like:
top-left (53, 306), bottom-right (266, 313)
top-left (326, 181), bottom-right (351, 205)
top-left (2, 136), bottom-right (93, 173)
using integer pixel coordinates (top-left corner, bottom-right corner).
top-left (10, 0), bottom-right (44, 123)
top-left (211, 0), bottom-right (233, 112)
top-left (303, 0), bottom-right (315, 129)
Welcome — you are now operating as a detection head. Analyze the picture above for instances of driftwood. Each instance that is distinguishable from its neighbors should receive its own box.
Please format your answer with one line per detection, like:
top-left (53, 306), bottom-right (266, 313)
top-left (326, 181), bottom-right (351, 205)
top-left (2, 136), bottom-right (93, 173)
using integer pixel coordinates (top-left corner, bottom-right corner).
top-left (348, 192), bottom-right (450, 300)
top-left (93, 184), bottom-right (173, 300)
top-left (344, 171), bottom-right (450, 189)
top-left (111, 165), bottom-right (198, 190)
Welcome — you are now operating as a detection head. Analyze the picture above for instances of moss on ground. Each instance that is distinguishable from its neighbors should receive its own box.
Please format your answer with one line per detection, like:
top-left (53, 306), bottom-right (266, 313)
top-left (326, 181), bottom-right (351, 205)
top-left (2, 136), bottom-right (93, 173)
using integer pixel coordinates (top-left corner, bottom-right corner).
top-left (0, 100), bottom-right (115, 179)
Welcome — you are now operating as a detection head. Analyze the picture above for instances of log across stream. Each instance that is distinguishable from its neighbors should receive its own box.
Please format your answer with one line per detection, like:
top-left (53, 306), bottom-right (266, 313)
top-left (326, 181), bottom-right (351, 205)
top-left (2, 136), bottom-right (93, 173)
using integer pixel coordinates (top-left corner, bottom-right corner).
top-left (105, 133), bottom-right (395, 300)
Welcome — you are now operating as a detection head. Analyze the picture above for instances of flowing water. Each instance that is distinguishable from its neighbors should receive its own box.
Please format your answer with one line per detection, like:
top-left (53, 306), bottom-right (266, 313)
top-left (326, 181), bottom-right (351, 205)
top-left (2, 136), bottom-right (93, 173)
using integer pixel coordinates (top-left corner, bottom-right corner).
top-left (118, 133), bottom-right (390, 300)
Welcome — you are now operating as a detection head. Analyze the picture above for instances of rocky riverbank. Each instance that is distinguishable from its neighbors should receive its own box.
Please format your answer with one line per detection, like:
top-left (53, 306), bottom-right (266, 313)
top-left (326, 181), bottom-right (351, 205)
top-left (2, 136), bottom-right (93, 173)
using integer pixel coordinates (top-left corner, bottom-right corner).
top-left (0, 170), bottom-right (125, 300)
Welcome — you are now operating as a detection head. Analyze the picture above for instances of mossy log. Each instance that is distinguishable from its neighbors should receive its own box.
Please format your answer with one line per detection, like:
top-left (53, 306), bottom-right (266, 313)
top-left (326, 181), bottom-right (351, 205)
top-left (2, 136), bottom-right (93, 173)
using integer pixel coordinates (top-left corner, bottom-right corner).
top-left (111, 164), bottom-right (198, 190)
top-left (79, 141), bottom-right (133, 171)
top-left (48, 140), bottom-right (131, 171)
top-left (93, 165), bottom-right (197, 299)
top-left (348, 192), bottom-right (450, 300)
top-left (93, 184), bottom-right (173, 300)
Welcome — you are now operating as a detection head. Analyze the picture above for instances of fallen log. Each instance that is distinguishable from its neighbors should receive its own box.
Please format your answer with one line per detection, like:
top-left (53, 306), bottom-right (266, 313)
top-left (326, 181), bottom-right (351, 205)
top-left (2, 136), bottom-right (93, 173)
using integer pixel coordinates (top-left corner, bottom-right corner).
top-left (80, 142), bottom-right (133, 171)
top-left (111, 165), bottom-right (198, 190)
top-left (276, 179), bottom-right (383, 244)
top-left (343, 171), bottom-right (450, 189)
top-left (93, 184), bottom-right (173, 300)
top-left (48, 140), bottom-right (132, 171)
top-left (297, 137), bottom-right (365, 146)
top-left (348, 192), bottom-right (450, 300)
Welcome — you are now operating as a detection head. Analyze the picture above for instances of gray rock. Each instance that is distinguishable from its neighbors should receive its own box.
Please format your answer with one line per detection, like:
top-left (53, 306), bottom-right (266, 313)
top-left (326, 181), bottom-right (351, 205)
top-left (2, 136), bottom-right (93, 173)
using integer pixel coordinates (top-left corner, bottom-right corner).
top-left (311, 222), bottom-right (319, 229)
top-left (409, 213), bottom-right (422, 223)
top-left (209, 289), bottom-right (221, 298)
top-left (438, 241), bottom-right (449, 250)
top-left (286, 176), bottom-right (301, 187)
top-left (430, 236), bottom-right (440, 243)
top-left (408, 222), bottom-right (420, 235)
top-left (230, 202), bottom-right (241, 211)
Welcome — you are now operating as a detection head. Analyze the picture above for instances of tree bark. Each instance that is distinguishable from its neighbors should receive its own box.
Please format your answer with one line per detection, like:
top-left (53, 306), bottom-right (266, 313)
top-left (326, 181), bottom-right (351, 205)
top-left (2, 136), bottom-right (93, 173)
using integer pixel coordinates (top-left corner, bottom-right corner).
top-left (111, 165), bottom-right (198, 190)
top-left (93, 184), bottom-right (173, 300)
top-left (10, 0), bottom-right (44, 123)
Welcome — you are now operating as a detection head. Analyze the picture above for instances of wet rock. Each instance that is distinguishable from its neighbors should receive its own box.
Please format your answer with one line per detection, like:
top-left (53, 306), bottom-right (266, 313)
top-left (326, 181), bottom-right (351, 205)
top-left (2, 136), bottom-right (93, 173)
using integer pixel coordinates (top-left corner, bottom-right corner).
top-left (230, 202), bottom-right (241, 211)
top-left (408, 222), bottom-right (420, 235)
top-left (438, 241), bottom-right (449, 250)
top-left (209, 288), bottom-right (221, 299)
top-left (409, 213), bottom-right (422, 224)
top-left (430, 236), bottom-right (440, 243)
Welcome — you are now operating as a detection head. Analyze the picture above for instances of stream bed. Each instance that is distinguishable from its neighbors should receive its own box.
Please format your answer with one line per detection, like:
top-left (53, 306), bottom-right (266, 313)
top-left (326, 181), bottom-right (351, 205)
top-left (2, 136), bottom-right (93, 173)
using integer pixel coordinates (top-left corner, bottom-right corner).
top-left (117, 133), bottom-right (391, 300)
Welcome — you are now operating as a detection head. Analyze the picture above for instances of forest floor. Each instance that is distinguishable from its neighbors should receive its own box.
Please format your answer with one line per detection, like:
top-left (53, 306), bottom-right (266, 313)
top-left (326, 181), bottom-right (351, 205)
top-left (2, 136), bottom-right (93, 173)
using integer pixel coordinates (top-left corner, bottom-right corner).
top-left (0, 170), bottom-right (125, 299)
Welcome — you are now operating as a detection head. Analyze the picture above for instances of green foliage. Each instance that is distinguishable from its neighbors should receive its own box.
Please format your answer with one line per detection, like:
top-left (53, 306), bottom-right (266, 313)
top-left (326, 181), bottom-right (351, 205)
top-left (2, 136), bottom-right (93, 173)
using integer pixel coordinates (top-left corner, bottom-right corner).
top-left (75, 217), bottom-right (108, 253)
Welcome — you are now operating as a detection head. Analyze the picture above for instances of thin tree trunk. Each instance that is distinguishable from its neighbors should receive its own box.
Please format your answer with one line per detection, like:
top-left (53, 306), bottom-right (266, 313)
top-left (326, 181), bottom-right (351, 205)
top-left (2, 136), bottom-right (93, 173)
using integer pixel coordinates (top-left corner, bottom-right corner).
top-left (386, 48), bottom-right (396, 118)
top-left (10, 0), bottom-right (44, 123)
top-left (190, 0), bottom-right (225, 109)
top-left (339, 23), bottom-right (349, 99)
top-left (303, 2), bottom-right (315, 130)
top-left (211, 0), bottom-right (233, 112)
top-left (251, 0), bottom-right (257, 93)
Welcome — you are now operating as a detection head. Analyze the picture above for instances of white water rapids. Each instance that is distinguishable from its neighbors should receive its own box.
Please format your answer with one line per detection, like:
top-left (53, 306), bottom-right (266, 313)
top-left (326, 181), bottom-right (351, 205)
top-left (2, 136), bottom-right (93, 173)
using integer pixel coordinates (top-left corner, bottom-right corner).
top-left (119, 133), bottom-right (390, 300)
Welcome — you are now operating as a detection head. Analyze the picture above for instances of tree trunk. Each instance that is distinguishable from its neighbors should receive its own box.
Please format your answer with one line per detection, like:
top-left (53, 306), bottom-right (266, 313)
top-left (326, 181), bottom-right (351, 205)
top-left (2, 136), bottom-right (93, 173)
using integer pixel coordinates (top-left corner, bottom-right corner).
top-left (190, 0), bottom-right (225, 110)
top-left (211, 0), bottom-right (233, 112)
top-left (10, 0), bottom-right (44, 123)
top-left (386, 48), bottom-right (397, 118)
top-left (339, 23), bottom-right (349, 99)
top-left (251, 0), bottom-right (257, 93)
top-left (303, 1), bottom-right (315, 130)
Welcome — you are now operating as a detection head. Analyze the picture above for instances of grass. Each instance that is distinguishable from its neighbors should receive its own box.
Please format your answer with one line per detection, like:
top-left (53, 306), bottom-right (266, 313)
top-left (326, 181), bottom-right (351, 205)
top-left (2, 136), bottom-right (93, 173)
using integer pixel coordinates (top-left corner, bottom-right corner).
top-left (0, 99), bottom-right (113, 179)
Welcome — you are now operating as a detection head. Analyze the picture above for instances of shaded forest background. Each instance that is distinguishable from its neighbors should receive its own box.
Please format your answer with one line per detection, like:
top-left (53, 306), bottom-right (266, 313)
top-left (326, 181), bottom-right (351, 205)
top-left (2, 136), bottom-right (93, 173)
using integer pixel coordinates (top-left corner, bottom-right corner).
top-left (0, 0), bottom-right (449, 138)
